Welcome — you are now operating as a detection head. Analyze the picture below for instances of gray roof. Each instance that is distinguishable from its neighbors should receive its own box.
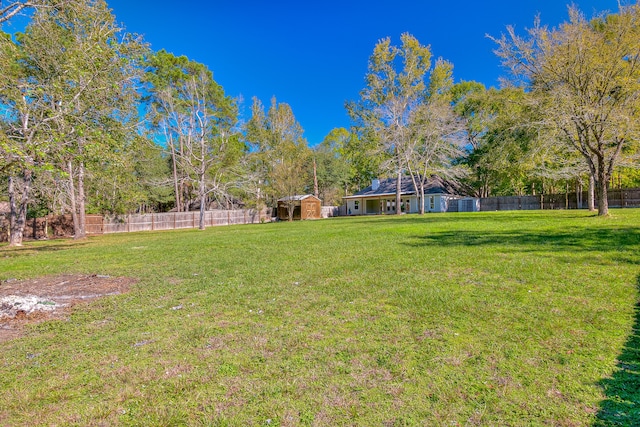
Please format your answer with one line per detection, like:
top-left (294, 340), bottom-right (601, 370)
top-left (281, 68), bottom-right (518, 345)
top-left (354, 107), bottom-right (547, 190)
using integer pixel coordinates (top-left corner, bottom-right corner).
top-left (277, 194), bottom-right (319, 202)
top-left (345, 176), bottom-right (460, 198)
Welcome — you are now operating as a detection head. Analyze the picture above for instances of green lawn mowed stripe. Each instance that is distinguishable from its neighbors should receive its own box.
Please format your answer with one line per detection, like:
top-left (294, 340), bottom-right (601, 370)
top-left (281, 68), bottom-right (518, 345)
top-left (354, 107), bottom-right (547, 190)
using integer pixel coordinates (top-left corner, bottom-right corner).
top-left (0, 209), bottom-right (638, 426)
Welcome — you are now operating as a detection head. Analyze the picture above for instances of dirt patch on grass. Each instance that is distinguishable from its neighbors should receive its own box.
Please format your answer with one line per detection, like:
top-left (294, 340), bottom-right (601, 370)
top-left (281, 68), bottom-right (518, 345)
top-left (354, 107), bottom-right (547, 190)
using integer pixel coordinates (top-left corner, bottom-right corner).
top-left (0, 274), bottom-right (136, 342)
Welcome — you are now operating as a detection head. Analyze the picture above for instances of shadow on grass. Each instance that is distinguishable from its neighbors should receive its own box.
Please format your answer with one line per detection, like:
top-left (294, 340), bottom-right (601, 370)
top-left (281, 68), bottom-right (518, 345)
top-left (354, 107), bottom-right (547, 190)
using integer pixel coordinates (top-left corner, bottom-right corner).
top-left (405, 227), bottom-right (640, 259)
top-left (340, 210), bottom-right (594, 225)
top-left (594, 276), bottom-right (640, 426)
top-left (0, 241), bottom-right (89, 256)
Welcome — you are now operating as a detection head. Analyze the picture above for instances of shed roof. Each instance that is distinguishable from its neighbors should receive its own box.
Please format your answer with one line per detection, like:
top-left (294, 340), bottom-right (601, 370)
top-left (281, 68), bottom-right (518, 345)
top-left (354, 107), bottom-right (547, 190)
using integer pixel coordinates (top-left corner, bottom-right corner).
top-left (343, 176), bottom-right (459, 199)
top-left (277, 194), bottom-right (320, 202)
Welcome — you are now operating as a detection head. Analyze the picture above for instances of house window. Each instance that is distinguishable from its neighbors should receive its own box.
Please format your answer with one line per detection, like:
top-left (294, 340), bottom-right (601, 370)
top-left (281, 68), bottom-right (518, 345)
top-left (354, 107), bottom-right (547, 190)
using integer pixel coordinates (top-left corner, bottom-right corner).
top-left (386, 200), bottom-right (396, 212)
top-left (429, 196), bottom-right (435, 210)
top-left (354, 200), bottom-right (359, 210)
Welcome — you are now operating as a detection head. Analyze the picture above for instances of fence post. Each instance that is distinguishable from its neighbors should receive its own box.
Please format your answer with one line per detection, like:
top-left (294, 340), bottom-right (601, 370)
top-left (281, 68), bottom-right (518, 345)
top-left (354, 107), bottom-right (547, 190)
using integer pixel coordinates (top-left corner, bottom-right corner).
top-left (151, 213), bottom-right (155, 231)
top-left (173, 212), bottom-right (176, 230)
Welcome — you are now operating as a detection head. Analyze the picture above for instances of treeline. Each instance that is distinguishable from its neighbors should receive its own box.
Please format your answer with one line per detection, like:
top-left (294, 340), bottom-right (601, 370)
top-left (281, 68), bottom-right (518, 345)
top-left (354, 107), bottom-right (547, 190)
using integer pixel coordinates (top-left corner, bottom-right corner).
top-left (2, 1), bottom-right (640, 245)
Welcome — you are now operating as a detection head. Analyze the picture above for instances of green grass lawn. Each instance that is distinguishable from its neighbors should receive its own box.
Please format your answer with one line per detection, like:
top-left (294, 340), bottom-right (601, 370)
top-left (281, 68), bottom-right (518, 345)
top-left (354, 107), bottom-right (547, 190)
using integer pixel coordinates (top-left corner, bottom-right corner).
top-left (1, 210), bottom-right (639, 426)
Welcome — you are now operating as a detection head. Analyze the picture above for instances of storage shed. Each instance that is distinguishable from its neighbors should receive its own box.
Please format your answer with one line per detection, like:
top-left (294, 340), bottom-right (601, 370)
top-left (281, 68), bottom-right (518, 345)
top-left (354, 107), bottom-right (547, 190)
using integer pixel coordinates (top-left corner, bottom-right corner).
top-left (277, 195), bottom-right (322, 221)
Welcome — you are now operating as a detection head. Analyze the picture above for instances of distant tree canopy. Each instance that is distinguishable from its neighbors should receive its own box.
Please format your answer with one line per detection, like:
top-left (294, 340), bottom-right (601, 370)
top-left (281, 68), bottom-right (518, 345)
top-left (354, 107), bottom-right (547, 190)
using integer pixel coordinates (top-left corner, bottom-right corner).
top-left (347, 33), bottom-right (465, 215)
top-left (244, 96), bottom-right (311, 219)
top-left (492, 4), bottom-right (640, 215)
top-left (1, 0), bottom-right (146, 245)
top-left (1, 0), bottom-right (639, 246)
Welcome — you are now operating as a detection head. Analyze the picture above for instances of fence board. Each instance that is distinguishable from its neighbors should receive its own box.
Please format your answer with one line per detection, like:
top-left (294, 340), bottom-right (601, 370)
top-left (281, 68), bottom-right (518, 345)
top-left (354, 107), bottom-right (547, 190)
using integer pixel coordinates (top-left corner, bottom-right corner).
top-left (102, 208), bottom-right (269, 234)
top-left (478, 188), bottom-right (640, 212)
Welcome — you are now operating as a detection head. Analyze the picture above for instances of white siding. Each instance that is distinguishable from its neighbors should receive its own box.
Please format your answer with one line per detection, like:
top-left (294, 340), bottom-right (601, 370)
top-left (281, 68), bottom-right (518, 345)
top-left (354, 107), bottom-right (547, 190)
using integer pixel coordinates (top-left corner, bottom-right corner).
top-left (424, 195), bottom-right (439, 212)
top-left (408, 196), bottom-right (419, 213)
top-left (346, 199), bottom-right (363, 215)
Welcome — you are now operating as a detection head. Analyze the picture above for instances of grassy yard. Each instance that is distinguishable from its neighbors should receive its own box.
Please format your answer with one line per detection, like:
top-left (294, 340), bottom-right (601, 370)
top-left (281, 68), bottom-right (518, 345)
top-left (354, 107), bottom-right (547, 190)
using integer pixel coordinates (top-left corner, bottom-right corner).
top-left (0, 209), bottom-right (639, 426)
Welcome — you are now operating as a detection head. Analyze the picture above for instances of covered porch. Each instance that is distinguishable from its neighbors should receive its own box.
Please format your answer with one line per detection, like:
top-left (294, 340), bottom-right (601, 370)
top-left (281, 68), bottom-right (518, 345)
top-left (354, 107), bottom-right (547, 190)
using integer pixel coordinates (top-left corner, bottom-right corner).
top-left (345, 196), bottom-right (416, 215)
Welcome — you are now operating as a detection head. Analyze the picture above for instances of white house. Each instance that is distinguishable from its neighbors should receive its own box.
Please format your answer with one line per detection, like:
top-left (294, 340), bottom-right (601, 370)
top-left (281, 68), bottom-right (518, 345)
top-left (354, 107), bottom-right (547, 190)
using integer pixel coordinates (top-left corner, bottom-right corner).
top-left (343, 176), bottom-right (477, 215)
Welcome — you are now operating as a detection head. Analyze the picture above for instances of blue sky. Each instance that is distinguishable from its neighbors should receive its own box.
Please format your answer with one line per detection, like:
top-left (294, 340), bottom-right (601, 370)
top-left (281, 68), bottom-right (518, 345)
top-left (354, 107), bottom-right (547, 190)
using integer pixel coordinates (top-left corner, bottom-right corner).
top-left (81, 1), bottom-right (629, 144)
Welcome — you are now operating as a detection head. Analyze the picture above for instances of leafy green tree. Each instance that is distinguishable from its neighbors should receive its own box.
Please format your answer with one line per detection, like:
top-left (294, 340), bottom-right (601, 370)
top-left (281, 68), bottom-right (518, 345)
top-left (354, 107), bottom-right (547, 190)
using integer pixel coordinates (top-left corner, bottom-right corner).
top-left (3, 0), bottom-right (147, 240)
top-left (128, 140), bottom-right (175, 213)
top-left (453, 85), bottom-right (538, 197)
top-left (0, 29), bottom-right (57, 245)
top-left (453, 82), bottom-right (592, 199)
top-left (146, 50), bottom-right (193, 213)
top-left (349, 33), bottom-right (463, 213)
top-left (245, 96), bottom-right (311, 220)
top-left (1, 1), bottom-right (85, 25)
top-left (616, 167), bottom-right (640, 189)
top-left (84, 135), bottom-right (173, 215)
top-left (312, 128), bottom-right (351, 205)
top-left (337, 128), bottom-right (381, 193)
top-left (493, 4), bottom-right (640, 215)
top-left (348, 33), bottom-right (432, 214)
top-left (347, 33), bottom-right (460, 214)
top-left (451, 81), bottom-right (495, 197)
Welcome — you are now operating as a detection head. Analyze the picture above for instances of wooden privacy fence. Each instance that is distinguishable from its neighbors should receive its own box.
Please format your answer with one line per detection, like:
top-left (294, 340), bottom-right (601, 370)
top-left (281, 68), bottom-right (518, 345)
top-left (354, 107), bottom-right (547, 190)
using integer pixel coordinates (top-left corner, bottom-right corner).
top-left (0, 214), bottom-right (103, 242)
top-left (321, 206), bottom-right (344, 218)
top-left (0, 209), bottom-right (269, 242)
top-left (102, 208), bottom-right (269, 234)
top-left (478, 188), bottom-right (640, 212)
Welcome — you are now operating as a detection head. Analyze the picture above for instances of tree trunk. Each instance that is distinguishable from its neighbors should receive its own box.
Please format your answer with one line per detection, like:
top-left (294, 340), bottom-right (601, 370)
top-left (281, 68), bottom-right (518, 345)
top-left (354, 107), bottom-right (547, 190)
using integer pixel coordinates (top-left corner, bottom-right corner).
top-left (287, 201), bottom-right (295, 221)
top-left (576, 178), bottom-right (583, 209)
top-left (588, 174), bottom-right (595, 212)
top-left (8, 173), bottom-right (31, 247)
top-left (170, 145), bottom-right (181, 212)
top-left (199, 197), bottom-right (206, 230)
top-left (395, 169), bottom-right (402, 215)
top-left (67, 160), bottom-right (80, 239)
top-left (198, 173), bottom-right (206, 230)
top-left (75, 161), bottom-right (87, 239)
top-left (595, 166), bottom-right (609, 216)
top-left (313, 157), bottom-right (319, 199)
top-left (419, 183), bottom-right (425, 215)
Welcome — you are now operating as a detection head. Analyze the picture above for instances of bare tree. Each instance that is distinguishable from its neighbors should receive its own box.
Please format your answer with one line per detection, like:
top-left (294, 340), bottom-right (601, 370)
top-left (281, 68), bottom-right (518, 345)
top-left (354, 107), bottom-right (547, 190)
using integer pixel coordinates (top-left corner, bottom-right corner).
top-left (146, 51), bottom-right (239, 229)
top-left (0, 0), bottom-right (33, 24)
